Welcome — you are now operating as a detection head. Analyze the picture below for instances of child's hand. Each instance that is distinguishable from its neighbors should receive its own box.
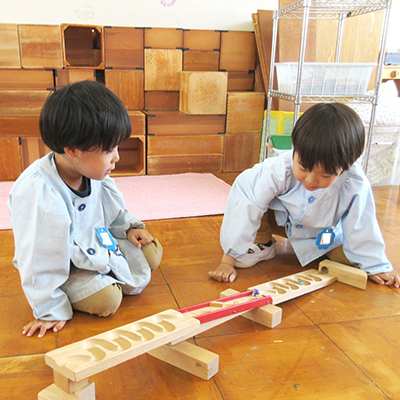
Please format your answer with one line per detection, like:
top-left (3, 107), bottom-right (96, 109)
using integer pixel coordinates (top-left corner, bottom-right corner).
top-left (369, 272), bottom-right (400, 288)
top-left (127, 228), bottom-right (153, 249)
top-left (208, 262), bottom-right (237, 283)
top-left (22, 319), bottom-right (67, 338)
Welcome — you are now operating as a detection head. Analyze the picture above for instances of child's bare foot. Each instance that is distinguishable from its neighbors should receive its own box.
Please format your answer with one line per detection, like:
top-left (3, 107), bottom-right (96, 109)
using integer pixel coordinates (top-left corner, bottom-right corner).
top-left (208, 263), bottom-right (237, 282)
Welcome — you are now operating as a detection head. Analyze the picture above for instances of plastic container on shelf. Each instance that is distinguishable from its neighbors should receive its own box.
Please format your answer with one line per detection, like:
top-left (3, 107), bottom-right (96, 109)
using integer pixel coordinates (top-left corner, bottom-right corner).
top-left (275, 63), bottom-right (375, 96)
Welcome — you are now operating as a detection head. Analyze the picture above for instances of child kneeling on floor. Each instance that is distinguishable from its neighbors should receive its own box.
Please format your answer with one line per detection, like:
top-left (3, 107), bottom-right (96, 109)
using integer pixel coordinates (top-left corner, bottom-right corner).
top-left (209, 102), bottom-right (399, 288)
top-left (8, 80), bottom-right (163, 338)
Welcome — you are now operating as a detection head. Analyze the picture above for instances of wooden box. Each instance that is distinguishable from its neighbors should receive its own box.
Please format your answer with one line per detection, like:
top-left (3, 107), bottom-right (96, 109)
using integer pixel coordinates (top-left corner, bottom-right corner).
top-left (0, 24), bottom-right (21, 68)
top-left (144, 28), bottom-right (183, 49)
top-left (0, 90), bottom-right (50, 115)
top-left (128, 111), bottom-right (146, 137)
top-left (0, 137), bottom-right (22, 180)
top-left (105, 27), bottom-right (144, 69)
top-left (220, 31), bottom-right (256, 72)
top-left (147, 135), bottom-right (224, 156)
top-left (179, 71), bottom-right (228, 115)
top-left (62, 24), bottom-right (104, 69)
top-left (147, 154), bottom-right (223, 175)
top-left (223, 133), bottom-right (261, 172)
top-left (105, 69), bottom-right (144, 111)
top-left (20, 137), bottom-right (51, 170)
top-left (144, 91), bottom-right (180, 111)
top-left (183, 51), bottom-right (219, 71)
top-left (0, 69), bottom-right (54, 90)
top-left (227, 72), bottom-right (255, 91)
top-left (145, 111), bottom-right (225, 135)
top-left (183, 29), bottom-right (221, 51)
top-left (112, 135), bottom-right (146, 176)
top-left (226, 92), bottom-right (265, 134)
top-left (144, 49), bottom-right (182, 91)
top-left (18, 25), bottom-right (63, 69)
top-left (55, 69), bottom-right (96, 86)
top-left (0, 115), bottom-right (41, 137)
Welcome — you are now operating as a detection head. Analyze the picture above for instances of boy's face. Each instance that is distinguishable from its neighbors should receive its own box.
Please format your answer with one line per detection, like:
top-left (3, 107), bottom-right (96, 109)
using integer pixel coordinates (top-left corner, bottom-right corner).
top-left (72, 146), bottom-right (120, 180)
top-left (293, 152), bottom-right (340, 191)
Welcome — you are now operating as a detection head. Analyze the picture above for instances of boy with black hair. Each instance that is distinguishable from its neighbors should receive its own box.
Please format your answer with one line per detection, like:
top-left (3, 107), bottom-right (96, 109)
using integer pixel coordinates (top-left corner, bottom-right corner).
top-left (209, 103), bottom-right (399, 287)
top-left (8, 80), bottom-right (162, 338)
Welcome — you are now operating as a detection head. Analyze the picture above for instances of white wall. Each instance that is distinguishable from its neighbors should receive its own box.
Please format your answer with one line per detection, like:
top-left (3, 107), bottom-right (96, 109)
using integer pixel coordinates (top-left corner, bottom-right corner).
top-left (0, 0), bottom-right (278, 31)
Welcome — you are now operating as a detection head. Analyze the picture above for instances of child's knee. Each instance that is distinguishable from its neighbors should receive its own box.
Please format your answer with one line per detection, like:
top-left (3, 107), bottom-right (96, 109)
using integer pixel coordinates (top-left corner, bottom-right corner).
top-left (72, 284), bottom-right (123, 317)
top-left (142, 238), bottom-right (163, 270)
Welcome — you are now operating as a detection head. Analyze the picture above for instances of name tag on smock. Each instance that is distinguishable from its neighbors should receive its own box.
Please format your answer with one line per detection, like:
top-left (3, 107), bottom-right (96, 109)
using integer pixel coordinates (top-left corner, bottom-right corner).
top-left (96, 227), bottom-right (117, 251)
top-left (316, 227), bottom-right (335, 250)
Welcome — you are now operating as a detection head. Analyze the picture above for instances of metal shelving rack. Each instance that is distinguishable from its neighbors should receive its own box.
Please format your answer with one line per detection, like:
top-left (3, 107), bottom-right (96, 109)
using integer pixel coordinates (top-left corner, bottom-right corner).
top-left (264, 0), bottom-right (392, 172)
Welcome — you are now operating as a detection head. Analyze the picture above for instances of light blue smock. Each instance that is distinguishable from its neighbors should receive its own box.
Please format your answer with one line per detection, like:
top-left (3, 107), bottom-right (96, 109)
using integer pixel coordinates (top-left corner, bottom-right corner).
top-left (221, 151), bottom-right (392, 276)
top-left (8, 153), bottom-right (151, 321)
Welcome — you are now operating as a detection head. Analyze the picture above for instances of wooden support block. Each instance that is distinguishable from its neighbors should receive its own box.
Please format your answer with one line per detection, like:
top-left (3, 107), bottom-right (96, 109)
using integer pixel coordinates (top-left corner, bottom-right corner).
top-left (227, 72), bottom-right (255, 92)
top-left (144, 27), bottom-right (183, 49)
top-left (0, 24), bottom-right (21, 68)
top-left (128, 111), bottom-right (146, 136)
top-left (56, 69), bottom-right (96, 86)
top-left (0, 90), bottom-right (50, 115)
top-left (112, 135), bottom-right (146, 176)
top-left (223, 133), bottom-right (261, 172)
top-left (220, 31), bottom-right (256, 72)
top-left (144, 91), bottom-right (180, 111)
top-left (148, 135), bottom-right (224, 156)
top-left (62, 24), bottom-right (104, 69)
top-left (105, 26), bottom-right (144, 69)
top-left (220, 288), bottom-right (282, 328)
top-left (53, 371), bottom-right (89, 394)
top-left (148, 341), bottom-right (219, 380)
top-left (0, 69), bottom-right (54, 90)
top-left (226, 92), bottom-right (265, 134)
top-left (18, 25), bottom-right (63, 69)
top-left (145, 111), bottom-right (226, 135)
top-left (144, 49), bottom-right (182, 91)
top-left (179, 71), bottom-right (228, 115)
top-left (318, 260), bottom-right (368, 290)
top-left (38, 381), bottom-right (95, 400)
top-left (183, 29), bottom-right (221, 51)
top-left (105, 69), bottom-right (144, 110)
top-left (183, 50), bottom-right (219, 71)
top-left (147, 154), bottom-right (223, 175)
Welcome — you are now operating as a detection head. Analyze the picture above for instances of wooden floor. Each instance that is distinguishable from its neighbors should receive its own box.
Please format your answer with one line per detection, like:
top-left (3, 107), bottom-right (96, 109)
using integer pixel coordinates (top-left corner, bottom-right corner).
top-left (1, 174), bottom-right (400, 400)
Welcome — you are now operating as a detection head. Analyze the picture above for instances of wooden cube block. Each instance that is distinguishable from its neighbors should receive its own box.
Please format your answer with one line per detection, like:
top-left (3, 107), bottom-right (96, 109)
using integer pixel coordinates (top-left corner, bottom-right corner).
top-left (112, 136), bottom-right (145, 176)
top-left (55, 69), bottom-right (96, 87)
top-left (145, 111), bottom-right (225, 135)
top-left (183, 29), bottom-right (221, 51)
top-left (144, 91), bottom-right (180, 111)
top-left (18, 25), bottom-right (63, 69)
top-left (183, 51), bottom-right (219, 71)
top-left (223, 133), bottom-right (261, 172)
top-left (147, 135), bottom-right (224, 156)
top-left (128, 111), bottom-right (146, 136)
top-left (0, 90), bottom-right (50, 114)
top-left (0, 69), bottom-right (54, 90)
top-left (227, 72), bottom-right (255, 91)
top-left (62, 24), bottom-right (104, 69)
top-left (144, 27), bottom-right (183, 49)
top-left (105, 69), bottom-right (144, 111)
top-left (105, 27), bottom-right (144, 69)
top-left (179, 71), bottom-right (227, 115)
top-left (144, 49), bottom-right (182, 91)
top-left (220, 31), bottom-right (256, 72)
top-left (0, 24), bottom-right (21, 68)
top-left (147, 154), bottom-right (223, 175)
top-left (226, 92), bottom-right (265, 134)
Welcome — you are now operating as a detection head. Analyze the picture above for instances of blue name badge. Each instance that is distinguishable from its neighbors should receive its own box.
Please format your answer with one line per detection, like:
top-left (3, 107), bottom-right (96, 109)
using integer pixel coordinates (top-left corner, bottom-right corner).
top-left (96, 227), bottom-right (117, 252)
top-left (316, 227), bottom-right (335, 250)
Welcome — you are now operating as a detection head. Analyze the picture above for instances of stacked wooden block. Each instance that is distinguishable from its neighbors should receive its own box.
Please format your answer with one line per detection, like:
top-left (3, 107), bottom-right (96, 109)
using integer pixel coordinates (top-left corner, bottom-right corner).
top-left (0, 23), bottom-right (265, 180)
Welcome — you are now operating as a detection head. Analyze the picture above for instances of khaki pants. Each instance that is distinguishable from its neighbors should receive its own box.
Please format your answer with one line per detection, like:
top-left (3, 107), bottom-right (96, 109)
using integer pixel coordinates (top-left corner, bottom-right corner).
top-left (256, 210), bottom-right (351, 266)
top-left (72, 238), bottom-right (163, 317)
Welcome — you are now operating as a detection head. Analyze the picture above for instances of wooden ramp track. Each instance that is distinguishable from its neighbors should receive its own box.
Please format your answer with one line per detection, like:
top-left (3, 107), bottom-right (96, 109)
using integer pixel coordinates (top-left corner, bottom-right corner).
top-left (38, 260), bottom-right (367, 399)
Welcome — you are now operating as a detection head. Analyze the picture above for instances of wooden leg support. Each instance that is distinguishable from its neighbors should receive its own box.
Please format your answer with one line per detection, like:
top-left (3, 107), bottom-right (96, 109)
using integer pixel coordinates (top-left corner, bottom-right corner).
top-left (220, 289), bottom-right (282, 328)
top-left (318, 260), bottom-right (367, 290)
top-left (38, 380), bottom-right (95, 400)
top-left (148, 341), bottom-right (219, 380)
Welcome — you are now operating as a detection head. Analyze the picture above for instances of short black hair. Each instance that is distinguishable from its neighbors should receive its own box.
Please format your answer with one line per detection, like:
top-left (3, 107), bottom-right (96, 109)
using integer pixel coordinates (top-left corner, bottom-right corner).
top-left (39, 80), bottom-right (131, 153)
top-left (291, 102), bottom-right (365, 175)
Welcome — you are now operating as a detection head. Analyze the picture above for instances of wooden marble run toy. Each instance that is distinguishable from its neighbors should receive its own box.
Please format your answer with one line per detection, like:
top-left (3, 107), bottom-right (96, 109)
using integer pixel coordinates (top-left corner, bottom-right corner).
top-left (38, 260), bottom-right (367, 399)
